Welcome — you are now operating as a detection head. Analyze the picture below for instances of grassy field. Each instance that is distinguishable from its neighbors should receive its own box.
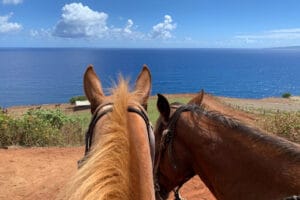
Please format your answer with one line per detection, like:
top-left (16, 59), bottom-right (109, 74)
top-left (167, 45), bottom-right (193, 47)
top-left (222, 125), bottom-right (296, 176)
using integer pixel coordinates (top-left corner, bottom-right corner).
top-left (1, 96), bottom-right (299, 147)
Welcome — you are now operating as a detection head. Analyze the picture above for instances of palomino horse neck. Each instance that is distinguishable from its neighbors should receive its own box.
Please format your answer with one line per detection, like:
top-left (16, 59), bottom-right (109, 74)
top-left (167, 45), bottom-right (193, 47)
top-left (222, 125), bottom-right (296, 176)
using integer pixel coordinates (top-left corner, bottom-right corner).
top-left (154, 92), bottom-right (300, 200)
top-left (61, 65), bottom-right (155, 200)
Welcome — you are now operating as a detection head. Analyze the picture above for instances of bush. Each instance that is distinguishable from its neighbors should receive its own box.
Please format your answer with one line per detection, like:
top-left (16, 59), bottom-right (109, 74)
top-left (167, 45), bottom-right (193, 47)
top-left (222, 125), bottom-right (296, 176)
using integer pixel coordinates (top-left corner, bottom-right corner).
top-left (19, 115), bottom-right (63, 146)
top-left (0, 109), bottom-right (87, 147)
top-left (282, 92), bottom-right (291, 98)
top-left (0, 112), bottom-right (13, 146)
top-left (258, 112), bottom-right (300, 142)
top-left (69, 95), bottom-right (87, 104)
top-left (25, 109), bottom-right (70, 129)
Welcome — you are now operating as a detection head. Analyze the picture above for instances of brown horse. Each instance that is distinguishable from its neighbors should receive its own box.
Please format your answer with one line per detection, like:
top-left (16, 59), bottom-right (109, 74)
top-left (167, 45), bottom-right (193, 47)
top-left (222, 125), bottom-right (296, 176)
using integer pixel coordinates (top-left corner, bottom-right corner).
top-left (60, 65), bottom-right (155, 200)
top-left (154, 91), bottom-right (300, 200)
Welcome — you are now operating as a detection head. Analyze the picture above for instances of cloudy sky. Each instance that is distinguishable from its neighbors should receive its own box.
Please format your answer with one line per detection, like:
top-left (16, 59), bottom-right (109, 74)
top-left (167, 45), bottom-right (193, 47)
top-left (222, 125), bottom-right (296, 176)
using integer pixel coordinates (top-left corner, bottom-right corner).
top-left (1, 0), bottom-right (300, 48)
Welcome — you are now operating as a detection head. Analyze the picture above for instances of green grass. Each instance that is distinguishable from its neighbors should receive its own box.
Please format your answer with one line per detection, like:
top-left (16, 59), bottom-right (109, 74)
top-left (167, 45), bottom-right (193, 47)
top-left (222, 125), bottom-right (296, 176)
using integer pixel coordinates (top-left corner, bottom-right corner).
top-left (147, 96), bottom-right (191, 125)
top-left (147, 98), bottom-right (158, 125)
top-left (69, 95), bottom-right (87, 104)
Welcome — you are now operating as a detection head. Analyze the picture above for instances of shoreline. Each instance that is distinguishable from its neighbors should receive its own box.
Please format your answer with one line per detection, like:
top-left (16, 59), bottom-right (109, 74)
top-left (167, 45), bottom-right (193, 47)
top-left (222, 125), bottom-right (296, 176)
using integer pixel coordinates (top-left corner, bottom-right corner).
top-left (4, 93), bottom-right (300, 109)
top-left (4, 94), bottom-right (300, 116)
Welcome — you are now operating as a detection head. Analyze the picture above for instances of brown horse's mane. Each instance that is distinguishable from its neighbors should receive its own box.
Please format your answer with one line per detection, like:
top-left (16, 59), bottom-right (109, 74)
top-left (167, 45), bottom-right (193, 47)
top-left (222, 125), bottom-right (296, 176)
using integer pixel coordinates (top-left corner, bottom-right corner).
top-left (61, 78), bottom-right (140, 200)
top-left (202, 93), bottom-right (255, 124)
top-left (186, 103), bottom-right (300, 161)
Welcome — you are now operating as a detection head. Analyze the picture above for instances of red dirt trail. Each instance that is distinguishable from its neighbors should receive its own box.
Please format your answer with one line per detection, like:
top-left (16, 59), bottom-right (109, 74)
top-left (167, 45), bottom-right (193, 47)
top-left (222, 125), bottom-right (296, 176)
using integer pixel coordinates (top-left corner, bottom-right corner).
top-left (0, 147), bottom-right (215, 200)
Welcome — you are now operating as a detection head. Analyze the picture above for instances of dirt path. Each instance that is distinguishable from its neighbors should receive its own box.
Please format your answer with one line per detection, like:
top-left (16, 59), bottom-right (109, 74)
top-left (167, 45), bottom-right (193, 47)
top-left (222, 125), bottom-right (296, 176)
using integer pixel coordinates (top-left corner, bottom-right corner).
top-left (220, 96), bottom-right (300, 112)
top-left (0, 147), bottom-right (82, 200)
top-left (0, 147), bottom-right (215, 200)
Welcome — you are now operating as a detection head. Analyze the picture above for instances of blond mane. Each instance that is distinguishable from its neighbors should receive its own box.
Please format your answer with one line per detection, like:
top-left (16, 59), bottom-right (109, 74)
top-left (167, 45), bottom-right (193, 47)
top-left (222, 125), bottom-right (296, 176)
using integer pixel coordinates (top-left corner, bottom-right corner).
top-left (60, 78), bottom-right (139, 200)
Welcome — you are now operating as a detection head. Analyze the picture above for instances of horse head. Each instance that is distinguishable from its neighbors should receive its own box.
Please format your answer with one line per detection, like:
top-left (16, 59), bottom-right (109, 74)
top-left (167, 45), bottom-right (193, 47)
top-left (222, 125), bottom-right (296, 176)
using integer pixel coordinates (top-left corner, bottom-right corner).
top-left (63, 64), bottom-right (155, 200)
top-left (154, 91), bottom-right (204, 200)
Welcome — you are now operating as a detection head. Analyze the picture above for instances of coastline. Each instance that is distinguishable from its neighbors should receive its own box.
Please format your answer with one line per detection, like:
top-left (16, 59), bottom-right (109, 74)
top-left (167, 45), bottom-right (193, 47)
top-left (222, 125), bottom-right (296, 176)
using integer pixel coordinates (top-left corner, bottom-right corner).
top-left (5, 94), bottom-right (300, 117)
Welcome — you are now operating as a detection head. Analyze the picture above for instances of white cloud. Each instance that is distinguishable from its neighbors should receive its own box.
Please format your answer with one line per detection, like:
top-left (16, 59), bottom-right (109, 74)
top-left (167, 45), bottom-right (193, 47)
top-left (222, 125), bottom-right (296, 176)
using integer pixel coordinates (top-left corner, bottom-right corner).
top-left (53, 3), bottom-right (147, 41)
top-left (30, 28), bottom-right (51, 37)
top-left (2, 0), bottom-right (23, 5)
top-left (124, 19), bottom-right (133, 34)
top-left (110, 19), bottom-right (145, 40)
top-left (52, 3), bottom-right (178, 43)
top-left (53, 2), bottom-right (109, 38)
top-left (236, 28), bottom-right (300, 40)
top-left (150, 15), bottom-right (177, 39)
top-left (0, 13), bottom-right (22, 33)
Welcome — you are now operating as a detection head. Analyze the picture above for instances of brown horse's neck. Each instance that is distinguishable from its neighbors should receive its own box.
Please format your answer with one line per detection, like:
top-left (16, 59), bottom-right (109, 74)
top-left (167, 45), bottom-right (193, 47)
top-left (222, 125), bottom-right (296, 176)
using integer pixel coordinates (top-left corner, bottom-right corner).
top-left (177, 111), bottom-right (300, 200)
top-left (127, 112), bottom-right (155, 200)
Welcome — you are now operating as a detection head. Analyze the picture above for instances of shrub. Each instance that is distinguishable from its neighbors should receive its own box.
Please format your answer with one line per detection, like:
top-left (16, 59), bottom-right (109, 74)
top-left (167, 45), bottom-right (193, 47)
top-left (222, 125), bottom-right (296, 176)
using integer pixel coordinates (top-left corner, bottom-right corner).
top-left (61, 121), bottom-right (85, 146)
top-left (19, 115), bottom-right (63, 146)
top-left (282, 92), bottom-right (291, 98)
top-left (69, 95), bottom-right (87, 104)
top-left (25, 109), bottom-right (70, 129)
top-left (257, 112), bottom-right (300, 142)
top-left (0, 109), bottom-right (87, 147)
top-left (0, 112), bottom-right (13, 146)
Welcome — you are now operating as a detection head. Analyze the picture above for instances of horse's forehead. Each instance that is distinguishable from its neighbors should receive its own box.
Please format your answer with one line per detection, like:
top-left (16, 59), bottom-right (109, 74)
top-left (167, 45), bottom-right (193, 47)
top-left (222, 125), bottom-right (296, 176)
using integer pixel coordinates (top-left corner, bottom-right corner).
top-left (127, 114), bottom-right (147, 130)
top-left (92, 100), bottom-right (144, 141)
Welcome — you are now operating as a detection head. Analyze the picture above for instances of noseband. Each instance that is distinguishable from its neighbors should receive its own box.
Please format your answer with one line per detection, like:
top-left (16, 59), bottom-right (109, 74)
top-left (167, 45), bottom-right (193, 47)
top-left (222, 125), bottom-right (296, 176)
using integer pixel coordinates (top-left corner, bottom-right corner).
top-left (78, 102), bottom-right (155, 168)
top-left (154, 103), bottom-right (201, 200)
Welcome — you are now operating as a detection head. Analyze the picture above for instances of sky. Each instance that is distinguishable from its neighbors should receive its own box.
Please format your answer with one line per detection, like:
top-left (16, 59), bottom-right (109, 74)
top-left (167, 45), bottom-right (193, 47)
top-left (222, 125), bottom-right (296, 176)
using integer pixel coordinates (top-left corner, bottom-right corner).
top-left (1, 0), bottom-right (300, 48)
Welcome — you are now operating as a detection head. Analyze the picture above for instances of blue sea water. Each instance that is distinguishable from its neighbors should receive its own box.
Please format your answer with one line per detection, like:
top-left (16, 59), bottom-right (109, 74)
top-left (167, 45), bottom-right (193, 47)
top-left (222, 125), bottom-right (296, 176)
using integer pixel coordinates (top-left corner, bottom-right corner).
top-left (0, 48), bottom-right (300, 107)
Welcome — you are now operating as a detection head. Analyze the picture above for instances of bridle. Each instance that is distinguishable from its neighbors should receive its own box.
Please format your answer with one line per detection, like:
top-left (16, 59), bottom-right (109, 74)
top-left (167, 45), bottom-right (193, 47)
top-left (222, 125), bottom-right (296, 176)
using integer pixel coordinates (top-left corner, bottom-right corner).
top-left (154, 103), bottom-right (201, 200)
top-left (78, 102), bottom-right (155, 168)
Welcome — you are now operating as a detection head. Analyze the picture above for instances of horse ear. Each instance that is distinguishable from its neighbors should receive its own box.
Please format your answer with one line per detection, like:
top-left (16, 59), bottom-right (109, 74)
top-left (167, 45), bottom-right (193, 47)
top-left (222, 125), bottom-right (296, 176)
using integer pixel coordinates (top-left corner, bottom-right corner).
top-left (83, 65), bottom-right (105, 113)
top-left (188, 89), bottom-right (205, 105)
top-left (157, 94), bottom-right (170, 123)
top-left (134, 64), bottom-right (152, 110)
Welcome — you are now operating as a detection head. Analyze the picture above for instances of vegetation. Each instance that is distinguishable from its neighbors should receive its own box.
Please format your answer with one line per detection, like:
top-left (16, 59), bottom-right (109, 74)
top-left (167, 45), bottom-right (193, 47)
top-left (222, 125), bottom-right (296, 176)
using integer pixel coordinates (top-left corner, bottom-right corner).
top-left (1, 96), bottom-right (299, 147)
top-left (282, 92), bottom-right (292, 98)
top-left (0, 109), bottom-right (89, 147)
top-left (69, 95), bottom-right (87, 104)
top-left (257, 112), bottom-right (300, 143)
top-left (147, 96), bottom-right (190, 125)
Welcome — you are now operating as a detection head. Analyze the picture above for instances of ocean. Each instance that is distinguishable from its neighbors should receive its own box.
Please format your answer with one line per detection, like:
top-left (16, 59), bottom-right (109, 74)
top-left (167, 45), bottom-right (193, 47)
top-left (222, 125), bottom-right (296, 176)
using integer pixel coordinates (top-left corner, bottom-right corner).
top-left (1, 48), bottom-right (300, 107)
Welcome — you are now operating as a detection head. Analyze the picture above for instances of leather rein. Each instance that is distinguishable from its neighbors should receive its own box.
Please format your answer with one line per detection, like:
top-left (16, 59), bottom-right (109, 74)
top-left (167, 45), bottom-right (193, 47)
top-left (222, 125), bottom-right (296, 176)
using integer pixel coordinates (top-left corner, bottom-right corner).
top-left (78, 102), bottom-right (155, 168)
